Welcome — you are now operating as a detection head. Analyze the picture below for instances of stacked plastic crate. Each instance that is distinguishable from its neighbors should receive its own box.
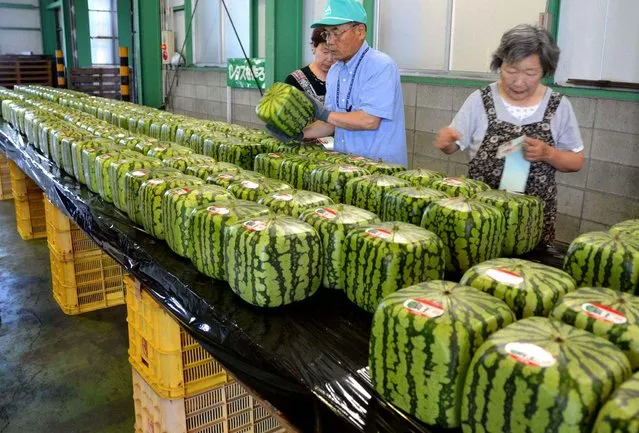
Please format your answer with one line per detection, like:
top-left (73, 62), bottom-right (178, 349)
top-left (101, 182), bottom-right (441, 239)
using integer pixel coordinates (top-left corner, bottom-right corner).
top-left (45, 199), bottom-right (127, 314)
top-left (8, 160), bottom-right (45, 239)
top-left (0, 151), bottom-right (12, 200)
top-left (125, 276), bottom-right (288, 433)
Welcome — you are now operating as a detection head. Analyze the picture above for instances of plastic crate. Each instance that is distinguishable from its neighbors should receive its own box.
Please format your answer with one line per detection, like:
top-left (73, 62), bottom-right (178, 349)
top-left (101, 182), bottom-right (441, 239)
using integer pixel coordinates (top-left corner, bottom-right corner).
top-left (50, 247), bottom-right (127, 315)
top-left (14, 193), bottom-right (46, 240)
top-left (44, 199), bottom-right (102, 260)
top-left (132, 368), bottom-right (286, 433)
top-left (125, 276), bottom-right (231, 399)
top-left (8, 159), bottom-right (43, 200)
top-left (0, 151), bottom-right (12, 200)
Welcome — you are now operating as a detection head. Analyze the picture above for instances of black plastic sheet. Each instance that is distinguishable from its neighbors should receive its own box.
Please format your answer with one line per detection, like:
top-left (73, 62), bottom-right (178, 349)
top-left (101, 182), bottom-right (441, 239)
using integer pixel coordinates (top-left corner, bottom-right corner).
top-left (1, 122), bottom-right (567, 433)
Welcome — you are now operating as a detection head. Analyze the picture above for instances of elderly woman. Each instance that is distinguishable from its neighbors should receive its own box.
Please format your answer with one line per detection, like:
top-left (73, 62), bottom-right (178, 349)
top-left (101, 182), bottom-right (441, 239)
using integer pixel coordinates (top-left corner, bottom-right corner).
top-left (435, 24), bottom-right (584, 248)
top-left (284, 27), bottom-right (335, 104)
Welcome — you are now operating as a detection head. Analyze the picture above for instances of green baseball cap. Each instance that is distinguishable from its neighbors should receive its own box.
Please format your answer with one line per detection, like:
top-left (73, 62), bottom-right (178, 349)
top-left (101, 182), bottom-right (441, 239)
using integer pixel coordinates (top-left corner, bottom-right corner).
top-left (311, 0), bottom-right (367, 28)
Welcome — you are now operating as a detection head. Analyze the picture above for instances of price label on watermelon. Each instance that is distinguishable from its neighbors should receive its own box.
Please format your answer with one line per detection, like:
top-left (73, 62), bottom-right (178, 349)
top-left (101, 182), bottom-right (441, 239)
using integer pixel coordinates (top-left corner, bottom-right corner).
top-left (131, 170), bottom-right (149, 177)
top-left (243, 219), bottom-right (267, 232)
top-left (267, 153), bottom-right (281, 158)
top-left (314, 208), bottom-right (337, 219)
top-left (339, 165), bottom-right (360, 173)
top-left (207, 205), bottom-right (229, 215)
top-left (153, 146), bottom-right (167, 152)
top-left (96, 153), bottom-right (112, 160)
top-left (366, 228), bottom-right (392, 239)
top-left (403, 299), bottom-right (445, 318)
top-left (486, 268), bottom-right (524, 286)
top-left (273, 193), bottom-right (293, 201)
top-left (147, 179), bottom-right (165, 186)
top-left (241, 180), bottom-right (260, 189)
top-left (505, 342), bottom-right (556, 367)
top-left (217, 173), bottom-right (235, 180)
top-left (171, 187), bottom-right (190, 196)
top-left (442, 177), bottom-right (463, 186)
top-left (581, 303), bottom-right (627, 325)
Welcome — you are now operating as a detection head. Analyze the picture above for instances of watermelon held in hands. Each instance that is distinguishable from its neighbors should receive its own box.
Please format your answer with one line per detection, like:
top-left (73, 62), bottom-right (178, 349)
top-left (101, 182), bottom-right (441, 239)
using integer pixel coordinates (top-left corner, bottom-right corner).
top-left (224, 213), bottom-right (323, 307)
top-left (460, 258), bottom-right (576, 318)
top-left (563, 231), bottom-right (639, 295)
top-left (474, 190), bottom-right (544, 256)
top-left (593, 371), bottom-right (639, 433)
top-left (369, 281), bottom-right (516, 428)
top-left (343, 222), bottom-right (446, 313)
top-left (461, 317), bottom-right (632, 433)
top-left (380, 186), bottom-right (448, 225)
top-left (421, 197), bottom-right (506, 274)
top-left (256, 82), bottom-right (314, 138)
top-left (188, 199), bottom-right (270, 280)
top-left (551, 286), bottom-right (639, 370)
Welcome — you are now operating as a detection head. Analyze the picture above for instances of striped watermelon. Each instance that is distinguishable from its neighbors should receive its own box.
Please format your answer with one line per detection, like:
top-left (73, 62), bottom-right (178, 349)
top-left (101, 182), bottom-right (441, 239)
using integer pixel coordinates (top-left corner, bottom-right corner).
top-left (278, 156), bottom-right (329, 190)
top-left (187, 199), bottom-right (270, 280)
top-left (344, 174), bottom-right (411, 215)
top-left (253, 152), bottom-right (291, 179)
top-left (593, 371), bottom-right (639, 433)
top-left (300, 204), bottom-right (380, 290)
top-left (610, 219), bottom-right (639, 239)
top-left (355, 159), bottom-right (406, 175)
top-left (307, 164), bottom-right (370, 203)
top-left (256, 82), bottom-right (314, 138)
top-left (202, 136), bottom-right (239, 160)
top-left (139, 175), bottom-right (204, 239)
top-left (225, 214), bottom-right (323, 307)
top-left (93, 150), bottom-right (141, 199)
top-left (227, 177), bottom-right (292, 202)
top-left (474, 190), bottom-right (544, 256)
top-left (461, 317), bottom-right (632, 433)
top-left (460, 258), bottom-right (576, 318)
top-left (162, 185), bottom-right (233, 257)
top-left (380, 187), bottom-right (448, 225)
top-left (257, 190), bottom-right (333, 218)
top-left (146, 143), bottom-right (193, 160)
top-left (551, 287), bottom-right (639, 369)
top-left (343, 222), bottom-right (446, 312)
top-left (71, 138), bottom-right (114, 184)
top-left (217, 141), bottom-right (268, 170)
top-left (206, 168), bottom-right (254, 189)
top-left (563, 232), bottom-right (639, 294)
top-left (190, 131), bottom-right (227, 154)
top-left (393, 168), bottom-right (445, 187)
top-left (162, 154), bottom-right (215, 173)
top-left (370, 281), bottom-right (516, 428)
top-left (81, 145), bottom-right (122, 193)
top-left (133, 138), bottom-right (160, 155)
top-left (421, 197), bottom-right (506, 274)
top-left (50, 130), bottom-right (88, 168)
top-left (124, 167), bottom-right (183, 225)
top-left (107, 157), bottom-right (161, 208)
top-left (430, 177), bottom-right (491, 198)
top-left (186, 161), bottom-right (240, 181)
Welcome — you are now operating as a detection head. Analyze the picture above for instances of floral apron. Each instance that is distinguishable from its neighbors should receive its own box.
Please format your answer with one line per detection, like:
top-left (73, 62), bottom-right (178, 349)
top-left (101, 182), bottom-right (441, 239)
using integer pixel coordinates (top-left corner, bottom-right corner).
top-left (291, 69), bottom-right (325, 104)
top-left (467, 86), bottom-right (562, 245)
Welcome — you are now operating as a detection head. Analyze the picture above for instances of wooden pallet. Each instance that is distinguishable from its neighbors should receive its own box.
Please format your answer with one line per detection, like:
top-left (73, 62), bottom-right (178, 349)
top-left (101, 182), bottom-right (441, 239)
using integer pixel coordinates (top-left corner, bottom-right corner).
top-left (0, 55), bottom-right (53, 88)
top-left (68, 67), bottom-right (124, 99)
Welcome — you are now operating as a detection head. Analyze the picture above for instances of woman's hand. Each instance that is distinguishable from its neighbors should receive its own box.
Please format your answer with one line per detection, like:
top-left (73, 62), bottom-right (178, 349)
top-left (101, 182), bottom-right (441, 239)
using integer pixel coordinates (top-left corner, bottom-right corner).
top-left (523, 136), bottom-right (553, 162)
top-left (435, 127), bottom-right (461, 155)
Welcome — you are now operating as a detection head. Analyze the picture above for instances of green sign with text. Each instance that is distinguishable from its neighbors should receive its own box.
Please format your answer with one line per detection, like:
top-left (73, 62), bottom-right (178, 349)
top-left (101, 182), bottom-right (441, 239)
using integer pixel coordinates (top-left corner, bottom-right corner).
top-left (226, 58), bottom-right (266, 89)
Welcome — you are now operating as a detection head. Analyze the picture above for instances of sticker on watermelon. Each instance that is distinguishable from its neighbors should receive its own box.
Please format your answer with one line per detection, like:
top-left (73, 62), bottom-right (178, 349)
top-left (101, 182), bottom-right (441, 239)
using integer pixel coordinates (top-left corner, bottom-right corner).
top-left (581, 303), bottom-right (627, 325)
top-left (207, 205), bottom-right (229, 215)
top-left (339, 165), bottom-right (360, 173)
top-left (403, 299), bottom-right (445, 318)
top-left (131, 170), bottom-right (150, 177)
top-left (267, 153), bottom-right (281, 157)
top-left (366, 228), bottom-right (392, 239)
top-left (273, 193), bottom-right (293, 201)
top-left (314, 207), bottom-right (337, 219)
top-left (147, 179), bottom-right (165, 186)
top-left (153, 146), bottom-right (167, 152)
top-left (486, 268), bottom-right (524, 286)
top-left (97, 153), bottom-right (112, 160)
top-left (171, 187), bottom-right (190, 196)
top-left (243, 219), bottom-right (267, 232)
top-left (505, 342), bottom-right (556, 367)
top-left (241, 180), bottom-right (260, 189)
top-left (217, 173), bottom-right (235, 180)
top-left (442, 177), bottom-right (463, 186)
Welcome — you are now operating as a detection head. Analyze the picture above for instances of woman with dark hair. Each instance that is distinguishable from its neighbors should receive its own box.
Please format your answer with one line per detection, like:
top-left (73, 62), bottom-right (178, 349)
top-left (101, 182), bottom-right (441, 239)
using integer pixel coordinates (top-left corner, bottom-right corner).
top-left (434, 24), bottom-right (585, 248)
top-left (284, 27), bottom-right (335, 103)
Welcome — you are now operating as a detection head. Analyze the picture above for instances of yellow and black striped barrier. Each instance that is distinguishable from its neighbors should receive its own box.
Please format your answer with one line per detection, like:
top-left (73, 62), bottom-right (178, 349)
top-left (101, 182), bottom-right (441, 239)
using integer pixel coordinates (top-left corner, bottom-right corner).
top-left (55, 49), bottom-right (65, 87)
top-left (119, 46), bottom-right (129, 101)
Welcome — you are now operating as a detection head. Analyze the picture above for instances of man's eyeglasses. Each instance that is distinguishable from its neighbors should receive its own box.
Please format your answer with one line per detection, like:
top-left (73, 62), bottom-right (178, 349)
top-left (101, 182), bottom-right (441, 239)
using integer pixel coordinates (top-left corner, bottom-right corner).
top-left (321, 23), bottom-right (359, 41)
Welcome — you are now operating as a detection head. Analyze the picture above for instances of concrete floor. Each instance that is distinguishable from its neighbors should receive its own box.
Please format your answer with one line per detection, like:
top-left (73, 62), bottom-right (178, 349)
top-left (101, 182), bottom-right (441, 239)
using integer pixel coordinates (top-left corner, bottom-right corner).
top-left (0, 200), bottom-right (134, 433)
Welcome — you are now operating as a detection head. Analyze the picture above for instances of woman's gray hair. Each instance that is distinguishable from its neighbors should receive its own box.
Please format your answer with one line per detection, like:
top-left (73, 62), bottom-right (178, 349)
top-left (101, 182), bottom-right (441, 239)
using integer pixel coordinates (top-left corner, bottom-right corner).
top-left (490, 24), bottom-right (560, 77)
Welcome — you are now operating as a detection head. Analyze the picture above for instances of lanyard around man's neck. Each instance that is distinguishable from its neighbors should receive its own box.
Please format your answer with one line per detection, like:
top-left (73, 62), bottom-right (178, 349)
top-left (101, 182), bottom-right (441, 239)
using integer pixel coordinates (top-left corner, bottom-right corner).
top-left (336, 46), bottom-right (370, 112)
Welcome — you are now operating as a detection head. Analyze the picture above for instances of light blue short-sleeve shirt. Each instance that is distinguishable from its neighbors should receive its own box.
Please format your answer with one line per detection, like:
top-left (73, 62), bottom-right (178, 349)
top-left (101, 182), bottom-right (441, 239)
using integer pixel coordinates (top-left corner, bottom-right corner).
top-left (325, 42), bottom-right (407, 166)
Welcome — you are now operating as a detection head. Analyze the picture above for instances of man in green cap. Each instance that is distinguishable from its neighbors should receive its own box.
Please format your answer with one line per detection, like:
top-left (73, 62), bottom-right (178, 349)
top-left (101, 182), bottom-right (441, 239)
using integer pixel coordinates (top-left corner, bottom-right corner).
top-left (275, 0), bottom-right (407, 165)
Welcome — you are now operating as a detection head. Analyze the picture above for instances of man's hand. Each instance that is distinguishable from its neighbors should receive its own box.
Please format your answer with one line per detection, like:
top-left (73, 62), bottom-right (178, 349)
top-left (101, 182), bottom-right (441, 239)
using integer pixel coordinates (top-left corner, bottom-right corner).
top-left (265, 124), bottom-right (303, 143)
top-left (434, 127), bottom-right (461, 155)
top-left (523, 136), bottom-right (553, 163)
top-left (308, 95), bottom-right (330, 122)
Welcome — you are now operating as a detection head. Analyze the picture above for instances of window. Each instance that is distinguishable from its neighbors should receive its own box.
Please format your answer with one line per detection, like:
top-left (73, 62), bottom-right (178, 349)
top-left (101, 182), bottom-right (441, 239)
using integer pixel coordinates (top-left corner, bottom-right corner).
top-left (88, 0), bottom-right (118, 66)
top-left (374, 0), bottom-right (546, 76)
top-left (191, 0), bottom-right (251, 66)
